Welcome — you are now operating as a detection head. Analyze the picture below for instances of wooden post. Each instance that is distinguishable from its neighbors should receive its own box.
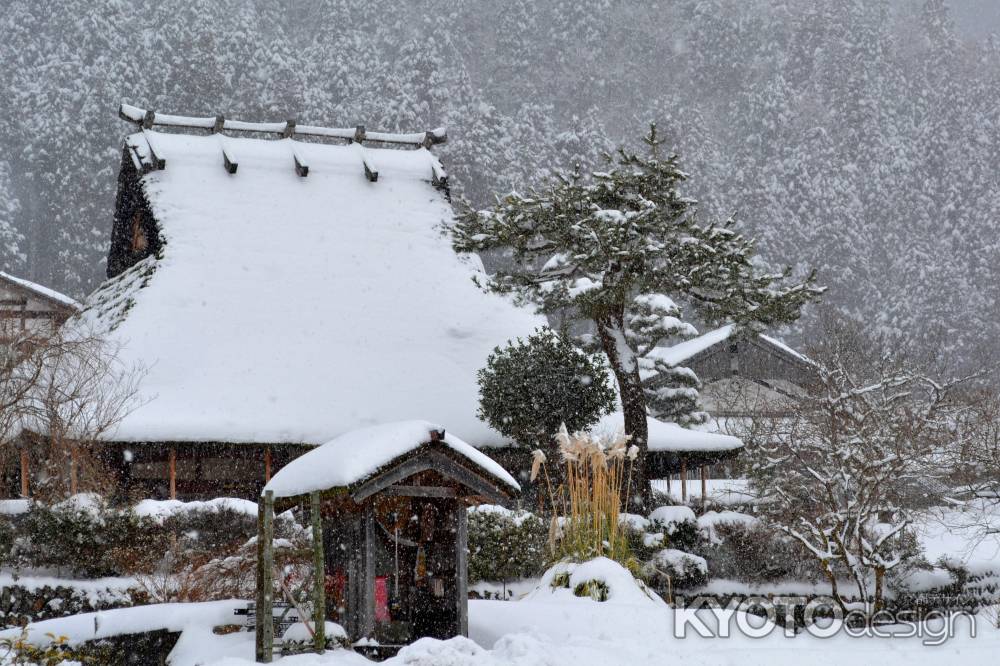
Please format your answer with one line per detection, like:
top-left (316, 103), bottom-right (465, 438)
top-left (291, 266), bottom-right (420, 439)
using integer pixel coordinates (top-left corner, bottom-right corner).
top-left (700, 465), bottom-right (707, 509)
top-left (19, 449), bottom-right (29, 498)
top-left (69, 446), bottom-right (78, 495)
top-left (666, 475), bottom-right (671, 495)
top-left (168, 447), bottom-right (177, 500)
top-left (680, 458), bottom-right (687, 503)
top-left (264, 447), bottom-right (272, 483)
top-left (310, 491), bottom-right (326, 654)
top-left (455, 502), bottom-right (469, 636)
top-left (255, 490), bottom-right (274, 663)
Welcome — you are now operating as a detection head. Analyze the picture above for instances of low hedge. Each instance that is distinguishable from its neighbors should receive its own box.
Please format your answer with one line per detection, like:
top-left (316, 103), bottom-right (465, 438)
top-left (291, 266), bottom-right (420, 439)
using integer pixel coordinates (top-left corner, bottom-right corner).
top-left (467, 507), bottom-right (548, 584)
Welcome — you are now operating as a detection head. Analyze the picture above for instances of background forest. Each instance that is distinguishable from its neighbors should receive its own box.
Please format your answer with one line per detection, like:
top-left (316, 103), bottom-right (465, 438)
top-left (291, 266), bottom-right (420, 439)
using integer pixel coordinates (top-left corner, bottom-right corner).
top-left (0, 0), bottom-right (998, 370)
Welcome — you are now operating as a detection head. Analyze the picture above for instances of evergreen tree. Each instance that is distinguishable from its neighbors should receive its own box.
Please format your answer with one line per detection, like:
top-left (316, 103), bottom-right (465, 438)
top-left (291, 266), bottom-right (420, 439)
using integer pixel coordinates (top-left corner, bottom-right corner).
top-left (476, 328), bottom-right (615, 449)
top-left (451, 126), bottom-right (822, 508)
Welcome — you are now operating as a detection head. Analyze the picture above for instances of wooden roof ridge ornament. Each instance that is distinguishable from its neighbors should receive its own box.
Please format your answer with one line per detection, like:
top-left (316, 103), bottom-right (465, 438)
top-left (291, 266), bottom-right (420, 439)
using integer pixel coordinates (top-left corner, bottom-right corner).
top-left (126, 129), bottom-right (166, 174)
top-left (119, 103), bottom-right (447, 147)
top-left (218, 135), bottom-right (239, 175)
top-left (347, 125), bottom-right (378, 182)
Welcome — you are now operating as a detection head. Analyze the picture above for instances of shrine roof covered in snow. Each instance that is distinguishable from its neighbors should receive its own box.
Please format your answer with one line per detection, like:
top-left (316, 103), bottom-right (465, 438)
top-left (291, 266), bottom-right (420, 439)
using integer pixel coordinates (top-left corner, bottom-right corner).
top-left (263, 420), bottom-right (520, 500)
top-left (76, 107), bottom-right (542, 447)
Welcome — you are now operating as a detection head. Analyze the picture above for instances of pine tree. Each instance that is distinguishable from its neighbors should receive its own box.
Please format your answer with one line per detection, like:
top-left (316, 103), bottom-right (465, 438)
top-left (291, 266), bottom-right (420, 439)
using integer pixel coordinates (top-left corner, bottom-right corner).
top-left (451, 125), bottom-right (822, 508)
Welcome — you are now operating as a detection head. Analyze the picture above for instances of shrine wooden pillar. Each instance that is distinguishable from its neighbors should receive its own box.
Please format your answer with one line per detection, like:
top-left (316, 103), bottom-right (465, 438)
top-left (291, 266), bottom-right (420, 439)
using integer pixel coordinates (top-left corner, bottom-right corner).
top-left (310, 491), bottom-right (326, 654)
top-left (255, 490), bottom-right (275, 662)
top-left (19, 449), bottom-right (29, 498)
top-left (680, 457), bottom-right (688, 503)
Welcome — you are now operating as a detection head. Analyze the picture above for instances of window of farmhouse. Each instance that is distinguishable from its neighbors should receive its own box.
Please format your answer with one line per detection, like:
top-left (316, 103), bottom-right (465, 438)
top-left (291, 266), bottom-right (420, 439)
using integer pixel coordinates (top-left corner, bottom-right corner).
top-left (131, 211), bottom-right (148, 252)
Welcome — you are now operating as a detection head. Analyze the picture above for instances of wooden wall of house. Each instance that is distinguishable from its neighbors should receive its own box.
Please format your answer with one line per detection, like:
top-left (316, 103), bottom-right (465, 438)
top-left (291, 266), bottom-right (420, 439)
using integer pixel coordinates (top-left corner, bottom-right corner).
top-left (688, 338), bottom-right (816, 388)
top-left (0, 284), bottom-right (70, 344)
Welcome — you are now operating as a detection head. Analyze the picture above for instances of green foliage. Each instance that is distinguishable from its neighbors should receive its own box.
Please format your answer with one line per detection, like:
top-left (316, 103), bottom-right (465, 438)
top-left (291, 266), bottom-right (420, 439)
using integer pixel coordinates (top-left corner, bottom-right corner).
top-left (0, 517), bottom-right (13, 568)
top-left (573, 578), bottom-right (610, 601)
top-left (467, 508), bottom-right (548, 584)
top-left (452, 125), bottom-right (821, 476)
top-left (16, 500), bottom-right (164, 578)
top-left (477, 328), bottom-right (615, 448)
top-left (0, 629), bottom-right (91, 665)
top-left (161, 507), bottom-right (258, 554)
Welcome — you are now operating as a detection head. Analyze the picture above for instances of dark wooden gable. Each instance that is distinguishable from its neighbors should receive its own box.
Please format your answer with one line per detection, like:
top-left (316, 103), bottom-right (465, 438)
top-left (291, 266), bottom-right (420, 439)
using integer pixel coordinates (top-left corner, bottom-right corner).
top-left (685, 334), bottom-right (817, 389)
top-left (348, 443), bottom-right (514, 505)
top-left (107, 149), bottom-right (162, 279)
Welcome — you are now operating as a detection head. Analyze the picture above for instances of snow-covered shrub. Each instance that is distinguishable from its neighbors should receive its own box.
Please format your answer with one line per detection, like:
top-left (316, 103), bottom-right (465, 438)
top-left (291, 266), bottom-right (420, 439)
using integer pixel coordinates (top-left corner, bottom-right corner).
top-left (156, 500), bottom-right (259, 555)
top-left (467, 505), bottom-right (547, 584)
top-left (279, 620), bottom-right (349, 655)
top-left (531, 558), bottom-right (664, 606)
top-left (0, 628), bottom-right (86, 666)
top-left (0, 516), bottom-right (13, 568)
top-left (698, 520), bottom-right (818, 585)
top-left (643, 548), bottom-right (708, 591)
top-left (16, 496), bottom-right (163, 578)
top-left (647, 505), bottom-right (701, 552)
top-left (136, 509), bottom-right (310, 603)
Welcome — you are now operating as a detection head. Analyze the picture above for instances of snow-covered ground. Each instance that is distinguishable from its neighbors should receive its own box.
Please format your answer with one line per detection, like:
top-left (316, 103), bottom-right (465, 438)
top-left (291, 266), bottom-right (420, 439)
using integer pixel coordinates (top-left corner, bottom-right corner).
top-left (4, 557), bottom-right (999, 666)
top-left (5, 499), bottom-right (999, 665)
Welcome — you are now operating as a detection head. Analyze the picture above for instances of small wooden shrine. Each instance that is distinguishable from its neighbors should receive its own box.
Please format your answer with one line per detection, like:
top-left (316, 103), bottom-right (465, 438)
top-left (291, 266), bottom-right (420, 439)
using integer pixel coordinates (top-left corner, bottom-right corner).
top-left (254, 421), bottom-right (518, 661)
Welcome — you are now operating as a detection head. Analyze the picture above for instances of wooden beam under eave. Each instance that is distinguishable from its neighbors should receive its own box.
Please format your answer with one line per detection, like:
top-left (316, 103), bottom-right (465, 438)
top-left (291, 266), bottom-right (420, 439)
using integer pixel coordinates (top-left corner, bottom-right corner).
top-left (168, 447), bottom-right (177, 500)
top-left (264, 447), bottom-right (272, 483)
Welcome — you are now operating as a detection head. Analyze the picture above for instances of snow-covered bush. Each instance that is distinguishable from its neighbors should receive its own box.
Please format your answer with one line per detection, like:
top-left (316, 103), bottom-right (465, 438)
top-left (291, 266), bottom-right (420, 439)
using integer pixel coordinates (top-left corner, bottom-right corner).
top-left (467, 506), bottom-right (548, 584)
top-left (646, 505), bottom-right (701, 552)
top-left (280, 620), bottom-right (348, 655)
top-left (15, 496), bottom-right (163, 578)
top-left (698, 520), bottom-right (818, 585)
top-left (643, 548), bottom-right (708, 591)
top-left (0, 517), bottom-right (13, 568)
top-left (531, 558), bottom-right (665, 606)
top-left (0, 628), bottom-right (86, 666)
top-left (135, 508), bottom-right (310, 604)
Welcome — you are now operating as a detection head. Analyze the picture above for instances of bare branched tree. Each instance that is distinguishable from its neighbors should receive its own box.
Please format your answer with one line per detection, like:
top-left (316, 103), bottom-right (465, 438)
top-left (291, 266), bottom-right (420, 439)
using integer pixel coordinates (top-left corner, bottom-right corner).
top-left (738, 318), bottom-right (976, 617)
top-left (0, 326), bottom-right (146, 500)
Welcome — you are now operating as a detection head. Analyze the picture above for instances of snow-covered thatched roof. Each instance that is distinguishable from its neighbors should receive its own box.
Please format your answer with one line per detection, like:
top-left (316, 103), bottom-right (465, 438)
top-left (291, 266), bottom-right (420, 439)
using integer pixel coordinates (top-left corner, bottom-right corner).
top-left (264, 420), bottom-right (519, 499)
top-left (0, 272), bottom-right (81, 310)
top-left (78, 128), bottom-right (541, 446)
